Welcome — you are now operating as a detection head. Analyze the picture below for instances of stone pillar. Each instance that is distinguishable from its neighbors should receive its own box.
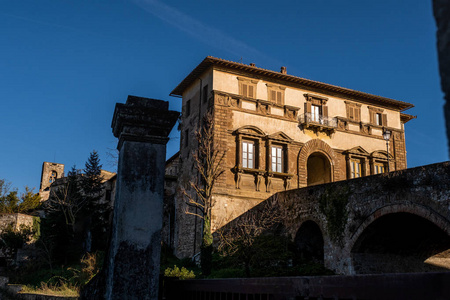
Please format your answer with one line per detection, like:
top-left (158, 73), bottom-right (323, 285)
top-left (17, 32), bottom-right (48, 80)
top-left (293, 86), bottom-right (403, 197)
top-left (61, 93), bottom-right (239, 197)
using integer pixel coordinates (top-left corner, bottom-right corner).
top-left (433, 0), bottom-right (450, 157)
top-left (105, 96), bottom-right (179, 300)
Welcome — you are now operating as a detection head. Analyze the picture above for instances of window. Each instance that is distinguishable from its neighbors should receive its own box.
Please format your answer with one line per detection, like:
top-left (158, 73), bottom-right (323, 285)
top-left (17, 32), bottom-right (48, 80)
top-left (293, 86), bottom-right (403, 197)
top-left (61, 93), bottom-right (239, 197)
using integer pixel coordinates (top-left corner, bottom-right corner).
top-left (304, 93), bottom-right (329, 124)
top-left (350, 160), bottom-right (362, 178)
top-left (369, 107), bottom-right (387, 126)
top-left (271, 146), bottom-right (283, 173)
top-left (345, 101), bottom-right (361, 122)
top-left (202, 85), bottom-right (208, 103)
top-left (105, 190), bottom-right (112, 201)
top-left (186, 99), bottom-right (191, 116)
top-left (269, 90), bottom-right (283, 105)
top-left (241, 83), bottom-right (255, 98)
top-left (184, 129), bottom-right (189, 147)
top-left (374, 163), bottom-right (385, 174)
top-left (267, 85), bottom-right (285, 105)
top-left (375, 113), bottom-right (382, 126)
top-left (238, 77), bottom-right (258, 99)
top-left (242, 141), bottom-right (254, 168)
top-left (49, 171), bottom-right (57, 183)
top-left (311, 105), bottom-right (321, 122)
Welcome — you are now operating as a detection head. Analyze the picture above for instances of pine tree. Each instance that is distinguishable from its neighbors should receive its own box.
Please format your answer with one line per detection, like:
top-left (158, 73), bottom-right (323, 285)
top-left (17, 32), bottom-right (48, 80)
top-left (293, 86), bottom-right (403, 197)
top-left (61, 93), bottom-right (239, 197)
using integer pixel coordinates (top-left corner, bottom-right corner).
top-left (82, 150), bottom-right (109, 252)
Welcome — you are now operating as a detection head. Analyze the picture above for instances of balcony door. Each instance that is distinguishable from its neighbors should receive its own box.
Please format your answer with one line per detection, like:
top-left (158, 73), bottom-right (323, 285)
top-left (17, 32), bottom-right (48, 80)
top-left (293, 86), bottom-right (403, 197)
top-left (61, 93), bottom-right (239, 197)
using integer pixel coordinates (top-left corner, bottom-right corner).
top-left (311, 105), bottom-right (321, 122)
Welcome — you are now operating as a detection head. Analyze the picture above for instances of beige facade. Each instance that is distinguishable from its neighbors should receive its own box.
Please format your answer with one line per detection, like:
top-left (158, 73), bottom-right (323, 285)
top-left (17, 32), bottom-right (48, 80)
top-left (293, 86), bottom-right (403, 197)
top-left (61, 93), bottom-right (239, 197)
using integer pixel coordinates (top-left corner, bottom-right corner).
top-left (170, 56), bottom-right (415, 257)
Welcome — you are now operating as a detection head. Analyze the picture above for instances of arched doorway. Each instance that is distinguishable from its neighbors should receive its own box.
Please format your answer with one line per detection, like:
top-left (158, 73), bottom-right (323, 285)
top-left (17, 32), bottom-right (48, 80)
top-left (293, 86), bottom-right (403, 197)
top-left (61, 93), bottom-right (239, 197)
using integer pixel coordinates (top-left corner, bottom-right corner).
top-left (294, 221), bottom-right (324, 262)
top-left (351, 212), bottom-right (450, 274)
top-left (307, 152), bottom-right (331, 186)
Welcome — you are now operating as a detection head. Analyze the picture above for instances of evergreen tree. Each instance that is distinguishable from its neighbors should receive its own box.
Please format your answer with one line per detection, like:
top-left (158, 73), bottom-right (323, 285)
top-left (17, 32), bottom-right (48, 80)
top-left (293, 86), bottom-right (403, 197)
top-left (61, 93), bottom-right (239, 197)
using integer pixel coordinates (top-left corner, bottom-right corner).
top-left (18, 187), bottom-right (41, 213)
top-left (81, 151), bottom-right (109, 252)
top-left (0, 180), bottom-right (41, 214)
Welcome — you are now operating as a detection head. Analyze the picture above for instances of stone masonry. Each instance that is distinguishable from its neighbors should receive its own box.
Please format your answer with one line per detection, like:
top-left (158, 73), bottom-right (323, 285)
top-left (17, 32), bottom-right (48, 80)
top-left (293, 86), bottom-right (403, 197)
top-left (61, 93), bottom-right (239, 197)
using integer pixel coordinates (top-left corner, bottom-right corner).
top-left (102, 96), bottom-right (178, 300)
top-left (226, 161), bottom-right (450, 275)
top-left (433, 0), bottom-right (450, 156)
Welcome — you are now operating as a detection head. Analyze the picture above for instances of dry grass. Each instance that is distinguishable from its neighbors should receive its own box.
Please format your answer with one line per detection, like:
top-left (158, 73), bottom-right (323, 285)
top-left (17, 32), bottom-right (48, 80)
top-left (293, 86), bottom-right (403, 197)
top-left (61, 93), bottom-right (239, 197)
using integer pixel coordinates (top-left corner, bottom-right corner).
top-left (20, 282), bottom-right (79, 297)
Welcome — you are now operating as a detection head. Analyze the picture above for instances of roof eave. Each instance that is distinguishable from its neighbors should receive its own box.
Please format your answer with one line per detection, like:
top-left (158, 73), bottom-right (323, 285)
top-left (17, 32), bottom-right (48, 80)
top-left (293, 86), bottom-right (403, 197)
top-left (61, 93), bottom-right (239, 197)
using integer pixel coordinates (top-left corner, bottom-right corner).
top-left (170, 56), bottom-right (414, 111)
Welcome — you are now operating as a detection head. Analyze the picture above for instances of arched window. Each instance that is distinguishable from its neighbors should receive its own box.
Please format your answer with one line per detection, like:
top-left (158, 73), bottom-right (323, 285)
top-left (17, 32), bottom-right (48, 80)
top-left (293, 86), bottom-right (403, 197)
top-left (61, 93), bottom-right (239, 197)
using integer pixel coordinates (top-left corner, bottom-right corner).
top-left (49, 171), bottom-right (57, 183)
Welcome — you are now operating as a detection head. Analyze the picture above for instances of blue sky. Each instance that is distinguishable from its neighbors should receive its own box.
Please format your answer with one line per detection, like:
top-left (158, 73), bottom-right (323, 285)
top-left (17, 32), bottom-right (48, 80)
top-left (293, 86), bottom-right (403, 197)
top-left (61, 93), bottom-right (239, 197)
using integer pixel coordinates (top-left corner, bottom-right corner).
top-left (0, 0), bottom-right (447, 193)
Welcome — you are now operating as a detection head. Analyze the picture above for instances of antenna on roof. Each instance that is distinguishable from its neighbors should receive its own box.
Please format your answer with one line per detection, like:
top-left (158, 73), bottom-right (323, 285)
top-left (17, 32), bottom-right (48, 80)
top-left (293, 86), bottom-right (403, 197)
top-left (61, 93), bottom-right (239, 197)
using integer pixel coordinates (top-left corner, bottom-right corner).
top-left (239, 57), bottom-right (243, 63)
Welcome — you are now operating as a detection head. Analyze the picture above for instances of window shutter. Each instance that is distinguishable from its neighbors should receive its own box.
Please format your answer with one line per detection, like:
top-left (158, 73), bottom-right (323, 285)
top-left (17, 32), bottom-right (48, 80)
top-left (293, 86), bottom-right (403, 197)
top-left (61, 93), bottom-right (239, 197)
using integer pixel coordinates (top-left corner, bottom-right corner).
top-left (370, 111), bottom-right (374, 124)
top-left (242, 84), bottom-right (247, 97)
top-left (305, 102), bottom-right (311, 114)
top-left (382, 114), bottom-right (388, 126)
top-left (249, 85), bottom-right (254, 98)
top-left (355, 108), bottom-right (360, 122)
top-left (277, 91), bottom-right (282, 105)
top-left (322, 106), bottom-right (328, 118)
top-left (349, 106), bottom-right (354, 120)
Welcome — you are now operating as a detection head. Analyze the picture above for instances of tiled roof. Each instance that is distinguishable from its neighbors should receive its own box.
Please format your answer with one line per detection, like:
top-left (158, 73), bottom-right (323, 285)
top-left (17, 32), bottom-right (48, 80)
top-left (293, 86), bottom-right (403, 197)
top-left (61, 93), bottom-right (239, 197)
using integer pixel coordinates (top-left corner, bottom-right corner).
top-left (170, 56), bottom-right (414, 111)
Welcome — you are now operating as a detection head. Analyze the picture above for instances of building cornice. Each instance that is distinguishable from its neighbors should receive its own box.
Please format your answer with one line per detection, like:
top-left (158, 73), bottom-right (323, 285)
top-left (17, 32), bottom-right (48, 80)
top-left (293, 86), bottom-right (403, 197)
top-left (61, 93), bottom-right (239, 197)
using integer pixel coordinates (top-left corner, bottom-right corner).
top-left (170, 56), bottom-right (415, 112)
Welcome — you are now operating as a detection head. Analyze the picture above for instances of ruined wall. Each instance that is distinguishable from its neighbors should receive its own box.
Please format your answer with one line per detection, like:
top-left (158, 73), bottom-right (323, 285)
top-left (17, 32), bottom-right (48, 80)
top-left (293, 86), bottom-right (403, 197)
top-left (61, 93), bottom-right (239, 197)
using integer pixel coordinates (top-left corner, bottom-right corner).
top-left (39, 162), bottom-right (65, 201)
top-left (0, 213), bottom-right (34, 233)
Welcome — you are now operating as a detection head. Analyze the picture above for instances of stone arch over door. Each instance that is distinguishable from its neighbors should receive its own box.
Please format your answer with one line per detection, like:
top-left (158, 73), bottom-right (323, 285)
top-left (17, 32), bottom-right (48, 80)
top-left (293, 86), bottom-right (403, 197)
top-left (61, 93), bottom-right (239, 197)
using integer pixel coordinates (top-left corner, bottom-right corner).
top-left (297, 139), bottom-right (340, 187)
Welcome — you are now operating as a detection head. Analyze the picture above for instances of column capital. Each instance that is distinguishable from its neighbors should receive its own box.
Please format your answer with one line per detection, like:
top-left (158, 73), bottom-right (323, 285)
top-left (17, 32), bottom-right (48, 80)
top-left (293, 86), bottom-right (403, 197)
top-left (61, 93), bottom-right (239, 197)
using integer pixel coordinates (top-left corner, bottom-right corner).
top-left (111, 96), bottom-right (179, 149)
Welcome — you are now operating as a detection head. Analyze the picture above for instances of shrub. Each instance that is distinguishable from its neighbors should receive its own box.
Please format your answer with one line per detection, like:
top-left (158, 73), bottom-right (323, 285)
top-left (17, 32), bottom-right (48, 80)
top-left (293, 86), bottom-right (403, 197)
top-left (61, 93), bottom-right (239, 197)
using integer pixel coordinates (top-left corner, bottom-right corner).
top-left (164, 265), bottom-right (195, 280)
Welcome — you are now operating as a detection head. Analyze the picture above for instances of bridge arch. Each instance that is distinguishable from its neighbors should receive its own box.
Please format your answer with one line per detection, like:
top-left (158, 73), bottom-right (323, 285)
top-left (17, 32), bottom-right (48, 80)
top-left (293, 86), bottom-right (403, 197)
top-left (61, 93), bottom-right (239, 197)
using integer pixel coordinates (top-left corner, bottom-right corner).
top-left (294, 220), bottom-right (325, 262)
top-left (297, 139), bottom-right (339, 187)
top-left (349, 204), bottom-right (450, 274)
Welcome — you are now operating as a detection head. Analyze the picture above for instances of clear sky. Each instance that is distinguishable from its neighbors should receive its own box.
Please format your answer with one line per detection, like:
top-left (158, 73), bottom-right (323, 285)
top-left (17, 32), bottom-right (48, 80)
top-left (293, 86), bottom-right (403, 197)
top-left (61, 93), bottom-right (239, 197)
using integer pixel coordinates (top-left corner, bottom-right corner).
top-left (0, 0), bottom-right (447, 193)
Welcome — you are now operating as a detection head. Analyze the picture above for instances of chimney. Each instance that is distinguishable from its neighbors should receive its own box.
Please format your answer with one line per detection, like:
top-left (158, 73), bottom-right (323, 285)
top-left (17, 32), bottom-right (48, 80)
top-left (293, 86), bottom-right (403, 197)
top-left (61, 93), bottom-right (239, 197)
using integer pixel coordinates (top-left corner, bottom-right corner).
top-left (280, 66), bottom-right (287, 74)
top-left (250, 63), bottom-right (255, 67)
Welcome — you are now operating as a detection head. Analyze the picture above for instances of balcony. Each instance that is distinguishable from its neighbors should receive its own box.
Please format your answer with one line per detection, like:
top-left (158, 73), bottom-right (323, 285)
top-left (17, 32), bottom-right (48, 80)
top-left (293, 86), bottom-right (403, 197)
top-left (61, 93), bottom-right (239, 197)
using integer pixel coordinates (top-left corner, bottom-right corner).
top-left (298, 113), bottom-right (337, 134)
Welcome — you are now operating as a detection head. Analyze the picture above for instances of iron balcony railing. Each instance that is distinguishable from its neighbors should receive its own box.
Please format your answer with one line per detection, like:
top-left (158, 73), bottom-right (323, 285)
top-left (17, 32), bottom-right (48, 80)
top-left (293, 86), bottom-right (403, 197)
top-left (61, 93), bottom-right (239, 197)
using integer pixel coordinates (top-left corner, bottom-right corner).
top-left (298, 113), bottom-right (337, 128)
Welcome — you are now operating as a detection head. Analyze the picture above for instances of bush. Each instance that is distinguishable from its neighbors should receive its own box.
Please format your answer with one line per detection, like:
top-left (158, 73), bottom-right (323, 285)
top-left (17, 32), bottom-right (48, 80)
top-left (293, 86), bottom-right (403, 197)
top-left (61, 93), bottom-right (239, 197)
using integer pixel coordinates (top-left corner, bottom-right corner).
top-left (164, 265), bottom-right (195, 280)
top-left (0, 224), bottom-right (34, 259)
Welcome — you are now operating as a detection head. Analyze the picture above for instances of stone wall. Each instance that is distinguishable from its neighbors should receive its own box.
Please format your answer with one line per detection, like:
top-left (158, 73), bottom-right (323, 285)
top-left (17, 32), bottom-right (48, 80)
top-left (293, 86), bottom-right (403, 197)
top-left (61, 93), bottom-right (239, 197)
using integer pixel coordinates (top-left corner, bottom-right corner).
top-left (226, 161), bottom-right (450, 275)
top-left (0, 213), bottom-right (34, 233)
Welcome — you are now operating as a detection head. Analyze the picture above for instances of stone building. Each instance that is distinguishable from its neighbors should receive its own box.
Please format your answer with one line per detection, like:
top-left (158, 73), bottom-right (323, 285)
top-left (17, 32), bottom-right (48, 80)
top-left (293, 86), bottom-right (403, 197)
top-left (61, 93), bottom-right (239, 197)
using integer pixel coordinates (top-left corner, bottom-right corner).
top-left (169, 56), bottom-right (415, 258)
top-left (39, 162), bottom-right (65, 201)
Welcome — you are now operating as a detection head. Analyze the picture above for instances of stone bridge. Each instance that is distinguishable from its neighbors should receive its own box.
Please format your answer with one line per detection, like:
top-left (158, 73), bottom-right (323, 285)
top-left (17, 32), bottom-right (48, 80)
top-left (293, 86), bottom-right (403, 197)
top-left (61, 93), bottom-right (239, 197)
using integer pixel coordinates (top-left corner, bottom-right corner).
top-left (256, 161), bottom-right (450, 275)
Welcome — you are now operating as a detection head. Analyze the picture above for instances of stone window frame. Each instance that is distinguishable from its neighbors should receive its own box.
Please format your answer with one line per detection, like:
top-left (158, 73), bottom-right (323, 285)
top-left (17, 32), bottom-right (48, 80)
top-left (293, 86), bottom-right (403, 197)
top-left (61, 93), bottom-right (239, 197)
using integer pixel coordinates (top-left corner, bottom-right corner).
top-left (345, 101), bottom-right (362, 122)
top-left (344, 146), bottom-right (370, 179)
top-left (304, 93), bottom-right (329, 121)
top-left (373, 162), bottom-right (385, 175)
top-left (270, 145), bottom-right (283, 173)
top-left (350, 159), bottom-right (363, 178)
top-left (266, 83), bottom-right (286, 106)
top-left (265, 132), bottom-right (292, 176)
top-left (242, 140), bottom-right (255, 169)
top-left (368, 106), bottom-right (387, 127)
top-left (235, 126), bottom-right (265, 171)
top-left (237, 77), bottom-right (258, 99)
top-left (369, 151), bottom-right (391, 175)
top-left (185, 99), bottom-right (191, 116)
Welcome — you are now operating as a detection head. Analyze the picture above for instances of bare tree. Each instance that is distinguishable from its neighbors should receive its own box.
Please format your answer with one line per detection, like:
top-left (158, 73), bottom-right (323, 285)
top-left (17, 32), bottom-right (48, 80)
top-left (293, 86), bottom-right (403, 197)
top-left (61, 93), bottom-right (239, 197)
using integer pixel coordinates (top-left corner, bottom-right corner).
top-left (45, 172), bottom-right (85, 231)
top-left (182, 109), bottom-right (226, 273)
top-left (216, 196), bottom-right (282, 277)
